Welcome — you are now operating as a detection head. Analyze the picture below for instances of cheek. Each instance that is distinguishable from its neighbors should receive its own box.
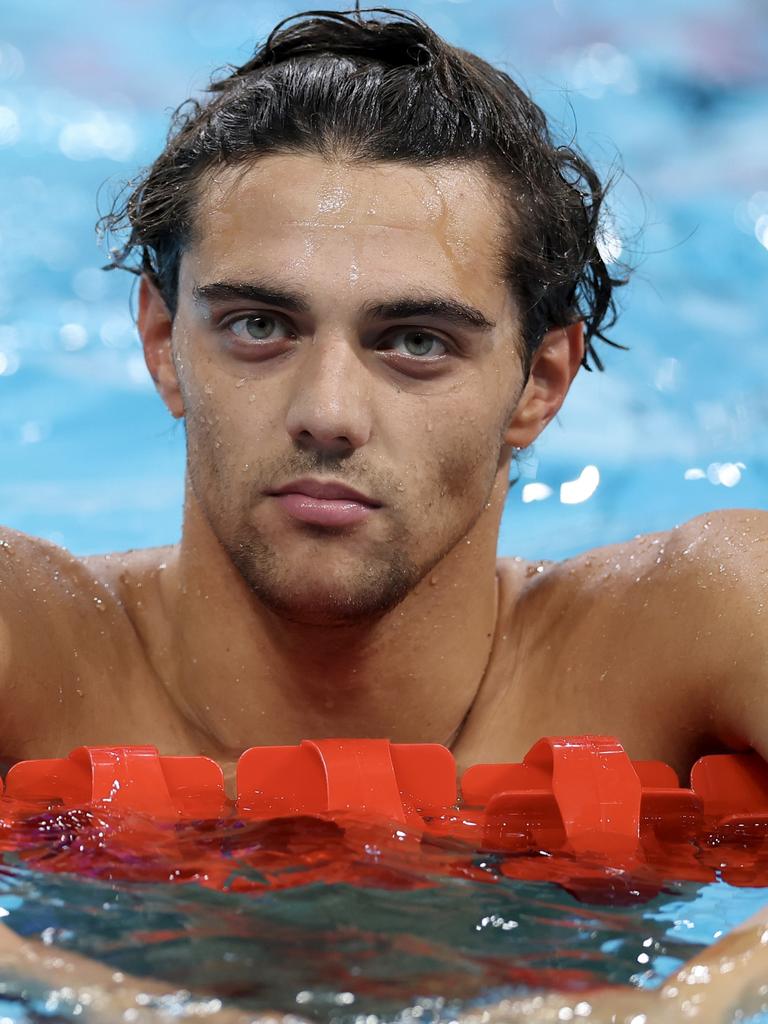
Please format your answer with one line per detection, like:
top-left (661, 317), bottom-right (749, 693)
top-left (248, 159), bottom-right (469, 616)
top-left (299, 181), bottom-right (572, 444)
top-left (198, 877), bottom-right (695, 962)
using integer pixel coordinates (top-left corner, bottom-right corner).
top-left (426, 384), bottom-right (512, 504)
top-left (437, 428), bottom-right (499, 503)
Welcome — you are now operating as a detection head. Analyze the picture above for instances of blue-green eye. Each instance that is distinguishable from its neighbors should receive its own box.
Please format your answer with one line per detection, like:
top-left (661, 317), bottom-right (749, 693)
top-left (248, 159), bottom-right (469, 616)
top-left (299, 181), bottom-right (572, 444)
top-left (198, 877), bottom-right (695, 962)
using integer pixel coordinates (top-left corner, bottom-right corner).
top-left (385, 329), bottom-right (447, 358)
top-left (228, 314), bottom-right (293, 343)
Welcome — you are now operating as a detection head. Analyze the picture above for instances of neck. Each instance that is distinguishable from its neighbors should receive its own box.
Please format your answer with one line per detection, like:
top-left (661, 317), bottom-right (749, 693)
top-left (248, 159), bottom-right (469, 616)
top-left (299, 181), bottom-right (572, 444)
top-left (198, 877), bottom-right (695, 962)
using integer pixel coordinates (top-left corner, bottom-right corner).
top-left (160, 475), bottom-right (506, 760)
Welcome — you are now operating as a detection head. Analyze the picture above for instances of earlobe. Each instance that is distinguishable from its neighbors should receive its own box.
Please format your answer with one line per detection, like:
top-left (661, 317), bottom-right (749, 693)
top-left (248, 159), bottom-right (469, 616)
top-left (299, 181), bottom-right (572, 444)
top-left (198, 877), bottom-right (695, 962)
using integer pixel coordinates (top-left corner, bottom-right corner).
top-left (138, 275), bottom-right (185, 419)
top-left (503, 322), bottom-right (584, 450)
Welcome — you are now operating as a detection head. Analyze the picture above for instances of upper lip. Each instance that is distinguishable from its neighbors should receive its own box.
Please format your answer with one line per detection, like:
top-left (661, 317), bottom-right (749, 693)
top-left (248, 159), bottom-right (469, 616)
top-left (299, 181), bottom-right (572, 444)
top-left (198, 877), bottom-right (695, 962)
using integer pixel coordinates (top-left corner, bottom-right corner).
top-left (268, 478), bottom-right (381, 506)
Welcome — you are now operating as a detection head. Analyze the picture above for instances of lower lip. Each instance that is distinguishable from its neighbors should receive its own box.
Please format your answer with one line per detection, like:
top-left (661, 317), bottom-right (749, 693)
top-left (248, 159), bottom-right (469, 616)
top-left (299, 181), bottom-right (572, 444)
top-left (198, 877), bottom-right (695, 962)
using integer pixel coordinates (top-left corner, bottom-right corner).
top-left (271, 493), bottom-right (376, 527)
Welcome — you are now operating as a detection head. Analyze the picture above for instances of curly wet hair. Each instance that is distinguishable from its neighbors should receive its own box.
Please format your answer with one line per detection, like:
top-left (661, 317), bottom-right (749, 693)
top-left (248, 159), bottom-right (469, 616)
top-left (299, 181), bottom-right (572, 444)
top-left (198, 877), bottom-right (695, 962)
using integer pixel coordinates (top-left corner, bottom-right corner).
top-left (99, 6), bottom-right (630, 372)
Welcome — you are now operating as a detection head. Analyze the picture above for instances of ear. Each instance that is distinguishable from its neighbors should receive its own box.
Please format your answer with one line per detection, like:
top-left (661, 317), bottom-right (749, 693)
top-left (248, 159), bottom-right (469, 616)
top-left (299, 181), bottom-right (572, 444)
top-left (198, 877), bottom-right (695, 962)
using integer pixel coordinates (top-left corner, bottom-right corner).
top-left (503, 322), bottom-right (584, 448)
top-left (138, 275), bottom-right (184, 419)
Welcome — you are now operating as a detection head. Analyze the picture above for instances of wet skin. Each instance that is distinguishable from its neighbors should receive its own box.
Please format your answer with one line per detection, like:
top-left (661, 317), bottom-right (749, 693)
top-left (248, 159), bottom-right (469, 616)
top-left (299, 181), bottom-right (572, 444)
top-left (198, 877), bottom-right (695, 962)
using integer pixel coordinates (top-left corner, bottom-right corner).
top-left (0, 153), bottom-right (766, 1018)
top-left (0, 153), bottom-right (764, 782)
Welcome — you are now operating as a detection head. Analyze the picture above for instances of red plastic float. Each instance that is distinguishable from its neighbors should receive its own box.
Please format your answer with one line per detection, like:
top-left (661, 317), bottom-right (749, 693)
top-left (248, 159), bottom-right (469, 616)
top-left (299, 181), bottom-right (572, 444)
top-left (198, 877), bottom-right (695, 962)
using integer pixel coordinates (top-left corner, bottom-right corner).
top-left (1, 735), bottom-right (767, 896)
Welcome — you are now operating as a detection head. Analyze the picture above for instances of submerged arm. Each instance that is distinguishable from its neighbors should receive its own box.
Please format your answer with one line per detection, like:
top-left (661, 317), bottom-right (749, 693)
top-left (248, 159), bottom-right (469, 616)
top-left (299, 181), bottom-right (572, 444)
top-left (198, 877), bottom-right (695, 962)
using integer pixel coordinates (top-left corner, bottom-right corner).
top-left (4, 910), bottom-right (768, 1024)
top-left (459, 902), bottom-right (768, 1023)
top-left (0, 920), bottom-right (288, 1024)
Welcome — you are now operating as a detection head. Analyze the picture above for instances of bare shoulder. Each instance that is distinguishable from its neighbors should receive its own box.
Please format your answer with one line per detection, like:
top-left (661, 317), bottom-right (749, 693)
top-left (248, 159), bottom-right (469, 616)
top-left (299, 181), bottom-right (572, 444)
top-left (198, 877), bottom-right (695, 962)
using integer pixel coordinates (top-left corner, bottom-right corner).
top-left (0, 527), bottom-right (138, 669)
top-left (81, 542), bottom-right (177, 598)
top-left (0, 525), bottom-right (108, 609)
top-left (494, 510), bottom-right (768, 767)
top-left (0, 529), bottom-right (175, 742)
top-left (509, 507), bottom-right (768, 605)
top-left (0, 526), bottom-right (175, 617)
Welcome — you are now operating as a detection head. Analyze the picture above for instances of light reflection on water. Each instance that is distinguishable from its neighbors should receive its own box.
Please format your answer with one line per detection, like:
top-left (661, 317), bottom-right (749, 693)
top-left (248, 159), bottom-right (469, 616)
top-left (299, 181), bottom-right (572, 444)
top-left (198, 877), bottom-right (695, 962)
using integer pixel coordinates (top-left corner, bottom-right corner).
top-left (0, 807), bottom-right (726, 1020)
top-left (0, 806), bottom-right (763, 1020)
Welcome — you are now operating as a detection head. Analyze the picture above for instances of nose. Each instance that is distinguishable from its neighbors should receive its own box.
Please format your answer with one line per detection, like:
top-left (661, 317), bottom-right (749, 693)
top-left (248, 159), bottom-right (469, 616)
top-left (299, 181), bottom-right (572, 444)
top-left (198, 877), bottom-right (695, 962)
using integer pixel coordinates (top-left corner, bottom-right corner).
top-left (285, 334), bottom-right (372, 456)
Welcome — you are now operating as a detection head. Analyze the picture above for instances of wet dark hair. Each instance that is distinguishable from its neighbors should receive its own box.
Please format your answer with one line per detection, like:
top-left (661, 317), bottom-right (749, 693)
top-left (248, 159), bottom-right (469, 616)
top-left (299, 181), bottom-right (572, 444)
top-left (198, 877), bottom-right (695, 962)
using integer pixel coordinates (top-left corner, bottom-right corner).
top-left (99, 6), bottom-right (630, 371)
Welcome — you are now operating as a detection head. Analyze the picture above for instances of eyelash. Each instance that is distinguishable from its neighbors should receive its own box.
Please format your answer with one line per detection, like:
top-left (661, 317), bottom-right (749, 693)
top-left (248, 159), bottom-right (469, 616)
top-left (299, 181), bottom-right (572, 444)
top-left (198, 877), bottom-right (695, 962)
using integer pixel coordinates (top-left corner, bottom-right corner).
top-left (221, 312), bottom-right (450, 361)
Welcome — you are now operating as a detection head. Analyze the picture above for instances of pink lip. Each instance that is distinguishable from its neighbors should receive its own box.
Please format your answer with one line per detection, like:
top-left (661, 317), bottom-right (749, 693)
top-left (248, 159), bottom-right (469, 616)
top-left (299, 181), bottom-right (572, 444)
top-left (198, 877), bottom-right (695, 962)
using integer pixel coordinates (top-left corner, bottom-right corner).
top-left (267, 478), bottom-right (381, 527)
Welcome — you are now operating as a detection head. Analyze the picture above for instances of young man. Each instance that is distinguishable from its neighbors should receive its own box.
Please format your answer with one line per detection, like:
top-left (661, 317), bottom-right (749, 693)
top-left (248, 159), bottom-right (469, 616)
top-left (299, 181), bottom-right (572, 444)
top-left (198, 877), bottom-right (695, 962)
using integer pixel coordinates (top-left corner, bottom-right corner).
top-left (0, 7), bottom-right (765, 1020)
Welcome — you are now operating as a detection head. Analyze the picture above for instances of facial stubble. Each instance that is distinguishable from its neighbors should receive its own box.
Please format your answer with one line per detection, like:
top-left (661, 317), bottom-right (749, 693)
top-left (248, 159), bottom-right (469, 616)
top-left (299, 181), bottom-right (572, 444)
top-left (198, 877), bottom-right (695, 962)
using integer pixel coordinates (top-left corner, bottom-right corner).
top-left (185, 402), bottom-right (507, 627)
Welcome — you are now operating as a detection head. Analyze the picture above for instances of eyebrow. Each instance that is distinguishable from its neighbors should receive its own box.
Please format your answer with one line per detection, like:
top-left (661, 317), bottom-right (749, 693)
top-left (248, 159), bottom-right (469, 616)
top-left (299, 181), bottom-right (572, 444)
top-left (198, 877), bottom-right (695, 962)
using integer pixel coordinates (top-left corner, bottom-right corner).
top-left (192, 280), bottom-right (496, 332)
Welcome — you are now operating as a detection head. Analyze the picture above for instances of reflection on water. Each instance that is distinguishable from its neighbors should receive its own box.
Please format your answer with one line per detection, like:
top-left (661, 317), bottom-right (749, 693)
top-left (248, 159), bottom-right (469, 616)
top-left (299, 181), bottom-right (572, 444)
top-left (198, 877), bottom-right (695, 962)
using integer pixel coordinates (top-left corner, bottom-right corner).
top-left (0, 802), bottom-right (766, 1020)
top-left (0, 805), bottom-right (718, 1021)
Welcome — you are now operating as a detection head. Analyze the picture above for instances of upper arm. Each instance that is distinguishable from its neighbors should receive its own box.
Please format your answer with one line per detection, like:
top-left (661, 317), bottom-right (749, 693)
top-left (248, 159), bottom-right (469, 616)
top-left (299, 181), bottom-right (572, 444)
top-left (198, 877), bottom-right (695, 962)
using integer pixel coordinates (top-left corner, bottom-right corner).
top-left (666, 509), bottom-right (768, 755)
top-left (0, 528), bottom-right (119, 735)
top-left (0, 528), bottom-right (77, 688)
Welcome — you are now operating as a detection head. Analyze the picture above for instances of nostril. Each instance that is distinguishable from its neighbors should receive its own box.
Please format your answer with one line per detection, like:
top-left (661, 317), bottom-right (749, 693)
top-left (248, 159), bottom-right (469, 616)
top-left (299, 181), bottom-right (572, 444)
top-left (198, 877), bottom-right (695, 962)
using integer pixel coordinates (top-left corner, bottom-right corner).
top-left (295, 429), bottom-right (354, 455)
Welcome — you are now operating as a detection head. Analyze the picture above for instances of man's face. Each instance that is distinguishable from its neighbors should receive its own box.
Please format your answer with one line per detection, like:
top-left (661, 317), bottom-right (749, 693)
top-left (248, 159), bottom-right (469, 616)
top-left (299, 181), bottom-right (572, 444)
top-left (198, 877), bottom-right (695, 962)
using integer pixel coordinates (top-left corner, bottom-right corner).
top-left (169, 153), bottom-right (525, 624)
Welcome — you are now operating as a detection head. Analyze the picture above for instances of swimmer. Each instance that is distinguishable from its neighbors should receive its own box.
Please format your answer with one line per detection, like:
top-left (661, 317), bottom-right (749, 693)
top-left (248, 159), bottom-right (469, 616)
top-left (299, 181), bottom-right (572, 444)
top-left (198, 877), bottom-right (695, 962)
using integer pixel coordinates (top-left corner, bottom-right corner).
top-left (0, 6), bottom-right (765, 1020)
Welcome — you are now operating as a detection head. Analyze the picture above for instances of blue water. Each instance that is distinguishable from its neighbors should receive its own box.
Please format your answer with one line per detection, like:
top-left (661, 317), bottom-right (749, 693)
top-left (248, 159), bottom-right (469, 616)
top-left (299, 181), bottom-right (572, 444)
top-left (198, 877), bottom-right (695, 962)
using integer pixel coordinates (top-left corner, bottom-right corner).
top-left (0, 0), bottom-right (766, 557)
top-left (0, 0), bottom-right (767, 1018)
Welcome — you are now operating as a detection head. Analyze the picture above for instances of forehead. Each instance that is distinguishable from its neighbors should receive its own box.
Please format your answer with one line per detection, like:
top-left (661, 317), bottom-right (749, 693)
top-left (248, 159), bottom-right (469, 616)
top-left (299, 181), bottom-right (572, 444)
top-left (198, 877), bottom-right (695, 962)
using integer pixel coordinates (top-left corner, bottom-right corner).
top-left (183, 153), bottom-right (510, 297)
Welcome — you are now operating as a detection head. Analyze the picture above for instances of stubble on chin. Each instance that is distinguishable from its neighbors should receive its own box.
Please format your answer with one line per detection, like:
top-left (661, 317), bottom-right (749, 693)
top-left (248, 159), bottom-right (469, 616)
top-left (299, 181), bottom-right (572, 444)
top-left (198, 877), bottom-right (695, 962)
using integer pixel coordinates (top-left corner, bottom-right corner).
top-left (186, 410), bottom-right (505, 625)
top-left (225, 526), bottom-right (421, 626)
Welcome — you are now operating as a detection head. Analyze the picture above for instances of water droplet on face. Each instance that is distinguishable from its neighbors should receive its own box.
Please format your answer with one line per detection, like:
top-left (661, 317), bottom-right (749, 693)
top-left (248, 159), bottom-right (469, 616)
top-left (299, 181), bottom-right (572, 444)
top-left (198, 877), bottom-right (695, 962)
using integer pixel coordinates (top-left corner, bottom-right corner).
top-left (396, 483), bottom-right (405, 492)
top-left (248, 393), bottom-right (257, 403)
top-left (235, 378), bottom-right (247, 388)
top-left (93, 596), bottom-right (106, 612)
top-left (204, 385), bottom-right (213, 396)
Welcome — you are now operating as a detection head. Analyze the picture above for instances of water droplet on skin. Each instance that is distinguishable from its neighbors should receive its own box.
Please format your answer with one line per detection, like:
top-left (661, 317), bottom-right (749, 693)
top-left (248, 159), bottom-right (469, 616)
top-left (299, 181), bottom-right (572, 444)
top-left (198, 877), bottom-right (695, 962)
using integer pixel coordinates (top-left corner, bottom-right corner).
top-left (248, 393), bottom-right (257, 403)
top-left (429, 576), bottom-right (438, 586)
top-left (235, 378), bottom-right (247, 388)
top-left (93, 596), bottom-right (106, 612)
top-left (396, 484), bottom-right (405, 492)
top-left (204, 385), bottom-right (213, 396)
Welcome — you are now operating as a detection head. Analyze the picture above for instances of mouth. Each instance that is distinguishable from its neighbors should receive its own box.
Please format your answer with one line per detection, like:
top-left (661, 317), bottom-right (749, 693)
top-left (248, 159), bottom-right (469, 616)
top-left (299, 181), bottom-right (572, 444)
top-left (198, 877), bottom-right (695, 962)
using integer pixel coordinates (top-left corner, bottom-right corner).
top-left (266, 477), bottom-right (383, 528)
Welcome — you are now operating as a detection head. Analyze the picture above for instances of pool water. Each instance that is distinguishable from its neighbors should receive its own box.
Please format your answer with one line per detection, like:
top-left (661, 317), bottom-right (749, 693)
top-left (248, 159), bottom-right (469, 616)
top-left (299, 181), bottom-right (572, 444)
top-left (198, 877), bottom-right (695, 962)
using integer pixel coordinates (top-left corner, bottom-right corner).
top-left (0, 0), bottom-right (767, 1019)
top-left (0, 807), bottom-right (766, 1022)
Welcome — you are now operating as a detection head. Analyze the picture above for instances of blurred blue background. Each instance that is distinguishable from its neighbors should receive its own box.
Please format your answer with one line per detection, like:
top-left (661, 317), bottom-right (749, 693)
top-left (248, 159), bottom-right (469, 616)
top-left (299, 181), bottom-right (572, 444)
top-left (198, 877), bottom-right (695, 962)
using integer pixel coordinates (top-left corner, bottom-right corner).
top-left (0, 0), bottom-right (766, 559)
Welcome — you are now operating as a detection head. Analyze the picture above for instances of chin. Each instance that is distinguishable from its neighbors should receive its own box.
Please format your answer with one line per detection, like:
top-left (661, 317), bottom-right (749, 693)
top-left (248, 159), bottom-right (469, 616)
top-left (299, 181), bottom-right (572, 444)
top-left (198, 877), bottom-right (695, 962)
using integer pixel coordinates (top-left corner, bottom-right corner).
top-left (252, 579), bottom-right (413, 626)
top-left (228, 540), bottom-right (421, 626)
